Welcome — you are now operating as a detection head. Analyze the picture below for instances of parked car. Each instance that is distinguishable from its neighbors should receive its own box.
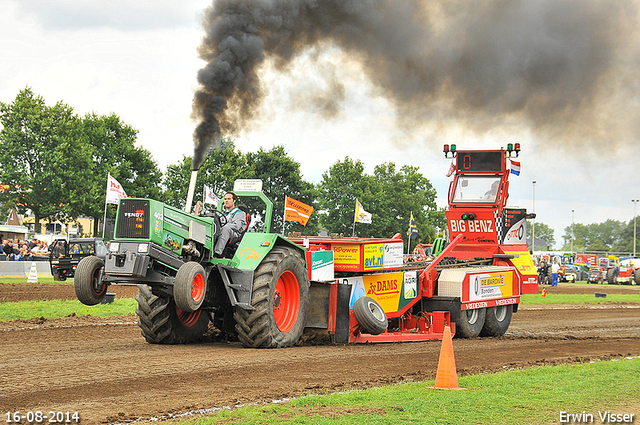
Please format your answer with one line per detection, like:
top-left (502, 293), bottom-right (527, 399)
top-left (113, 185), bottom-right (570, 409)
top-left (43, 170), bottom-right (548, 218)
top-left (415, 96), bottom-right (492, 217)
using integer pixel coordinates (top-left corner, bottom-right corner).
top-left (49, 238), bottom-right (108, 281)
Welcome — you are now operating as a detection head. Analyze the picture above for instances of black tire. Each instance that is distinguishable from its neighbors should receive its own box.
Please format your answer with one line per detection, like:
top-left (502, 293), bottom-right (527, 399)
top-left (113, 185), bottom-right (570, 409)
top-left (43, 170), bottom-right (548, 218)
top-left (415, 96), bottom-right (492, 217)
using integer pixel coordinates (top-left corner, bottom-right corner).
top-left (454, 308), bottom-right (486, 338)
top-left (174, 262), bottom-right (206, 313)
top-left (52, 271), bottom-right (66, 281)
top-left (634, 269), bottom-right (640, 285)
top-left (234, 246), bottom-right (309, 348)
top-left (479, 305), bottom-right (513, 337)
top-left (606, 267), bottom-right (618, 285)
top-left (74, 256), bottom-right (107, 305)
top-left (352, 296), bottom-right (388, 335)
top-left (135, 285), bottom-right (209, 344)
top-left (547, 267), bottom-right (553, 285)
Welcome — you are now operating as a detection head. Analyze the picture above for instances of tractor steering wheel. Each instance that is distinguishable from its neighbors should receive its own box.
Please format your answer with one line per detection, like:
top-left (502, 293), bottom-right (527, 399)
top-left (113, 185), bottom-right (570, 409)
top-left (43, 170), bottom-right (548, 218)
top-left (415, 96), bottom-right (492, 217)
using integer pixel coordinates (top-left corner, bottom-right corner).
top-left (214, 210), bottom-right (227, 227)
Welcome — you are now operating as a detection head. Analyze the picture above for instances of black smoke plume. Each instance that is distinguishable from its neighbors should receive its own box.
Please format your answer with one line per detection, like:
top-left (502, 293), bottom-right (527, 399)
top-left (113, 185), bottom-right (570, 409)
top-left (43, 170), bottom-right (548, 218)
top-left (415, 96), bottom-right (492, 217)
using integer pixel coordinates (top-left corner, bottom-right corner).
top-left (191, 0), bottom-right (640, 169)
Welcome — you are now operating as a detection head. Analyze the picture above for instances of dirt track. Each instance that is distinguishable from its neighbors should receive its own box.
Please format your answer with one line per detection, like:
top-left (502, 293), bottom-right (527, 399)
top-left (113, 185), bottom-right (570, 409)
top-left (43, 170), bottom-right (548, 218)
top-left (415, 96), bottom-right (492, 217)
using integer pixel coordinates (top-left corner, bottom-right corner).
top-left (1, 282), bottom-right (639, 424)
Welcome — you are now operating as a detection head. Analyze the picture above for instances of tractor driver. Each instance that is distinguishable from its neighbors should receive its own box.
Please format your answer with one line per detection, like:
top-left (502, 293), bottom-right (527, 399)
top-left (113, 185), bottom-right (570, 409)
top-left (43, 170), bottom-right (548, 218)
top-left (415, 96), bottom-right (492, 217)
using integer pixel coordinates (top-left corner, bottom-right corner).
top-left (484, 180), bottom-right (500, 200)
top-left (214, 191), bottom-right (247, 258)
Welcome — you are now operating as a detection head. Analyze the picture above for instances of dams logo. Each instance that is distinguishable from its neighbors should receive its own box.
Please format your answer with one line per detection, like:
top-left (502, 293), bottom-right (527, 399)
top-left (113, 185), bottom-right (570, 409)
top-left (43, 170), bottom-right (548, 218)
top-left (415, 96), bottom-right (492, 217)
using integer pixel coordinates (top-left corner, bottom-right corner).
top-left (367, 278), bottom-right (400, 296)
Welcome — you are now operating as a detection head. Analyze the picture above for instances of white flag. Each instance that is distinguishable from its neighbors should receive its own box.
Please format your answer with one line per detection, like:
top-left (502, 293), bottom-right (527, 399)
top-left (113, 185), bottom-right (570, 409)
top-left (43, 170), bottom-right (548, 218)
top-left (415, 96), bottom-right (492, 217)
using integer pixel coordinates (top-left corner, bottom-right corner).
top-left (204, 185), bottom-right (219, 205)
top-left (354, 199), bottom-right (372, 224)
top-left (106, 173), bottom-right (127, 204)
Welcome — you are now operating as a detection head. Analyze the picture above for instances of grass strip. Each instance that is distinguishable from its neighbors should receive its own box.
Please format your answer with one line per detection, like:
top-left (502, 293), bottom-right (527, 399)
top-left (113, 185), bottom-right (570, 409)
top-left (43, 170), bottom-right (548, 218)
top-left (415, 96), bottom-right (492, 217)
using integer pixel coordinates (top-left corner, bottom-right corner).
top-left (0, 277), bottom-right (72, 285)
top-left (521, 293), bottom-right (640, 305)
top-left (172, 357), bottom-right (639, 425)
top-left (0, 298), bottom-right (137, 321)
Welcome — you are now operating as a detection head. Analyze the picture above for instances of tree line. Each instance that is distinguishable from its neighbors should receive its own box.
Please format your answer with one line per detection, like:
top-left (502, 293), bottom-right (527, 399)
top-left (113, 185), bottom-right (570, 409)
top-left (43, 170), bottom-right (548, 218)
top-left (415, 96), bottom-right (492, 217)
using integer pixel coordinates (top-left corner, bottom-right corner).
top-left (560, 219), bottom-right (639, 255)
top-left (0, 88), bottom-right (445, 249)
top-left (5, 88), bottom-right (636, 253)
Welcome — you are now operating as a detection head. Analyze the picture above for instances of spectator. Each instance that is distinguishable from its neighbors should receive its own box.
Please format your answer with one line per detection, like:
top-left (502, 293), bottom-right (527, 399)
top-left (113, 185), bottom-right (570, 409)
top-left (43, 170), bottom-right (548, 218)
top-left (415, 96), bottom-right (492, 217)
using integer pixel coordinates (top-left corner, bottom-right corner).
top-left (551, 258), bottom-right (560, 287)
top-left (11, 243), bottom-right (22, 261)
top-left (2, 240), bottom-right (12, 257)
top-left (20, 246), bottom-right (32, 261)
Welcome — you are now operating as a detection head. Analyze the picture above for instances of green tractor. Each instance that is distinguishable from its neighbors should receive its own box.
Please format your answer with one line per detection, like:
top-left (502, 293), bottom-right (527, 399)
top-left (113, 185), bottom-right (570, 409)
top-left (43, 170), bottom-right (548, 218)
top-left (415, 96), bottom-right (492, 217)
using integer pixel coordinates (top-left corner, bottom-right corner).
top-left (74, 187), bottom-right (310, 348)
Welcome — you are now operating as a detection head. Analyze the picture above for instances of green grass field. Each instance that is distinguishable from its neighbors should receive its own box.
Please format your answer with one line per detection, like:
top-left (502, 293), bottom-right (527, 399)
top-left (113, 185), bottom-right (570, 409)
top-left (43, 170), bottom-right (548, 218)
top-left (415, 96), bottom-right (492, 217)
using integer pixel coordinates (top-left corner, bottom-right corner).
top-left (0, 298), bottom-right (138, 321)
top-left (159, 357), bottom-right (640, 425)
top-left (521, 292), bottom-right (640, 305)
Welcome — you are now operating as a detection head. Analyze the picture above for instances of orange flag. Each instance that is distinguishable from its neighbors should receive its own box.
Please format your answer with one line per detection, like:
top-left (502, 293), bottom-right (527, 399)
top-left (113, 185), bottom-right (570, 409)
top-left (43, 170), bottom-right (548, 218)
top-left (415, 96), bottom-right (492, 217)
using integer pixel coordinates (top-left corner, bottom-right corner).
top-left (284, 196), bottom-right (314, 226)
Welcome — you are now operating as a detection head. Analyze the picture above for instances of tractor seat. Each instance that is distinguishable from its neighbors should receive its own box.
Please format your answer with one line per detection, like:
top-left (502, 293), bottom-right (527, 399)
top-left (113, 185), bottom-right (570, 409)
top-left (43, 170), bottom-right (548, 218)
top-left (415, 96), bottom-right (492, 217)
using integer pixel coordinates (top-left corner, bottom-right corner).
top-left (221, 204), bottom-right (251, 257)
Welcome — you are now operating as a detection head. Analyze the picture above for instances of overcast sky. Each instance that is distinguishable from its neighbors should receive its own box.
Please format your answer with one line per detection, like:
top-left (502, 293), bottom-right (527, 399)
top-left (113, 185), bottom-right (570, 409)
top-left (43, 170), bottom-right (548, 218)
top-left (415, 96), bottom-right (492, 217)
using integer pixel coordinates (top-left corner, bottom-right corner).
top-left (1, 0), bottom-right (639, 249)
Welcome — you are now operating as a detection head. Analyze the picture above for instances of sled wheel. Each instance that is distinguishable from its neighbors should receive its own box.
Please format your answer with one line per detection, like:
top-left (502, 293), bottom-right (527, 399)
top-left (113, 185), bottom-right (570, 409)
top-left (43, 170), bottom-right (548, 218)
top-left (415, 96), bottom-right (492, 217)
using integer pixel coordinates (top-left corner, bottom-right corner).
top-left (454, 307), bottom-right (486, 338)
top-left (174, 262), bottom-right (206, 312)
top-left (479, 305), bottom-right (513, 337)
top-left (353, 296), bottom-right (388, 335)
top-left (74, 256), bottom-right (107, 305)
top-left (135, 285), bottom-right (209, 344)
top-left (234, 246), bottom-right (309, 348)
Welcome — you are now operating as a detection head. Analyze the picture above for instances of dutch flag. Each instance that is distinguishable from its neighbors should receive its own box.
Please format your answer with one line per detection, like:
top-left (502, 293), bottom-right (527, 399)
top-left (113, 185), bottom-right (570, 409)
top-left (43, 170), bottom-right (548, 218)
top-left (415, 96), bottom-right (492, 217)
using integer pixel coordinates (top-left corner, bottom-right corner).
top-left (510, 160), bottom-right (521, 176)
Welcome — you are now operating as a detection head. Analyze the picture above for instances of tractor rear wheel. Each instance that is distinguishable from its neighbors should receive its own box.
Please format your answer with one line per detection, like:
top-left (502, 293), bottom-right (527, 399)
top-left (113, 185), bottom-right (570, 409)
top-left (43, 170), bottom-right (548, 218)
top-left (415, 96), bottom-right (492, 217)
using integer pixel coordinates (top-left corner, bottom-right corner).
top-left (606, 267), bottom-right (618, 285)
top-left (454, 307), bottom-right (486, 338)
top-left (174, 262), bottom-right (206, 313)
top-left (135, 285), bottom-right (209, 344)
top-left (634, 269), bottom-right (640, 285)
top-left (353, 296), bottom-right (388, 335)
top-left (479, 305), bottom-right (513, 337)
top-left (234, 246), bottom-right (309, 348)
top-left (74, 256), bottom-right (107, 305)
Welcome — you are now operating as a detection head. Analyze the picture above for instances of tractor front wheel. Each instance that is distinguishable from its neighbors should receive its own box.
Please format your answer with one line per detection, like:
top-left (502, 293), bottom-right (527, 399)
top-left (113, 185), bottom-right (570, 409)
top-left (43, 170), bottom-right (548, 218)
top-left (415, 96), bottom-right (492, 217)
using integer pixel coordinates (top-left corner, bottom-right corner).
top-left (234, 246), bottom-right (310, 348)
top-left (479, 305), bottom-right (513, 337)
top-left (454, 307), bottom-right (486, 338)
top-left (174, 262), bottom-right (206, 312)
top-left (74, 256), bottom-right (107, 305)
top-left (135, 285), bottom-right (209, 344)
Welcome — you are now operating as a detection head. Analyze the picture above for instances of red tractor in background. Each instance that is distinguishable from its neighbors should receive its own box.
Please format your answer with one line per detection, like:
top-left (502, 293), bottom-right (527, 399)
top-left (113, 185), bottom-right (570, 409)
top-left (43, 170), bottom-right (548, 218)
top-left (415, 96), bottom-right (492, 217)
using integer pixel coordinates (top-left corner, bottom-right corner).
top-left (613, 257), bottom-right (640, 285)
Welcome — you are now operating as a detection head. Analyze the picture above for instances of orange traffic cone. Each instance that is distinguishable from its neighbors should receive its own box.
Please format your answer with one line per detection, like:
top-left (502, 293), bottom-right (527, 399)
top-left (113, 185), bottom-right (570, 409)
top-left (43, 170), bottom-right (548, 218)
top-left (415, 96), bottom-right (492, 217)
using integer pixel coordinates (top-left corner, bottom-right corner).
top-left (432, 325), bottom-right (465, 390)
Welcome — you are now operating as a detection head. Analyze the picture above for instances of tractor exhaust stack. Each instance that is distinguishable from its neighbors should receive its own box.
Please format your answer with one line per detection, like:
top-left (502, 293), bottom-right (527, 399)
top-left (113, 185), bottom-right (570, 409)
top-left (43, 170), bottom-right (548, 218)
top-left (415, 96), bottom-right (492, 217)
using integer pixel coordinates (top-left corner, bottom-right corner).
top-left (184, 169), bottom-right (198, 213)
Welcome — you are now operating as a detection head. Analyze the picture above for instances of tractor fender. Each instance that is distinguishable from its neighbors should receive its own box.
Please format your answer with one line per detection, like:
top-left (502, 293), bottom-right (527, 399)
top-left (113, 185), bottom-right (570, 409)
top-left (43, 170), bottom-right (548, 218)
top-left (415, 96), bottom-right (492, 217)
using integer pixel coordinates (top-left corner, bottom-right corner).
top-left (231, 233), bottom-right (305, 271)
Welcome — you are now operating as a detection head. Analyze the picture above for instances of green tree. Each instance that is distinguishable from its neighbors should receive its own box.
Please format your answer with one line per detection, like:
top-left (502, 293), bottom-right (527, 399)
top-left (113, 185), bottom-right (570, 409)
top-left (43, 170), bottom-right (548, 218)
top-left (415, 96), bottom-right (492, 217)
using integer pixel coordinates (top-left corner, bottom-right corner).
top-left (527, 221), bottom-right (556, 250)
top-left (80, 112), bottom-right (163, 235)
top-left (612, 218), bottom-right (638, 254)
top-left (317, 159), bottom-right (437, 244)
top-left (317, 157), bottom-right (373, 235)
top-left (369, 162), bottom-right (438, 248)
top-left (162, 138), bottom-right (248, 210)
top-left (162, 143), bottom-right (316, 236)
top-left (0, 87), bottom-right (92, 233)
top-left (561, 219), bottom-right (625, 252)
top-left (245, 146), bottom-right (318, 235)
